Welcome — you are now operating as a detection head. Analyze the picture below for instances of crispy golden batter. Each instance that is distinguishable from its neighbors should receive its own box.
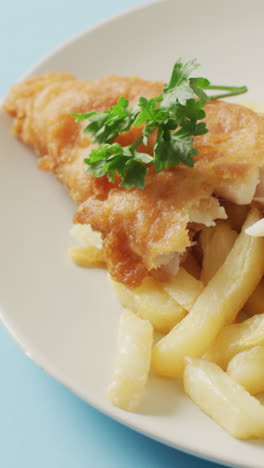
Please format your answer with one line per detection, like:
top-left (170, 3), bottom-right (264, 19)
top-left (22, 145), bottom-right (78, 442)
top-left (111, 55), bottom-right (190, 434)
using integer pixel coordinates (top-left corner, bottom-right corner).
top-left (4, 73), bottom-right (264, 287)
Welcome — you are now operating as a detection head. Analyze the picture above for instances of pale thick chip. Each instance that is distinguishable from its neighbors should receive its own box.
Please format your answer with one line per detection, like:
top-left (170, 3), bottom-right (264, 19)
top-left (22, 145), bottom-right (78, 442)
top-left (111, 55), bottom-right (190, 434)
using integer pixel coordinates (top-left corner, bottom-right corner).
top-left (245, 218), bottom-right (264, 237)
top-left (227, 346), bottom-right (264, 394)
top-left (204, 313), bottom-right (264, 369)
top-left (107, 309), bottom-right (153, 412)
top-left (184, 357), bottom-right (264, 439)
top-left (70, 224), bottom-right (103, 248)
top-left (162, 268), bottom-right (203, 311)
top-left (68, 246), bottom-right (105, 268)
top-left (152, 209), bottom-right (264, 378)
top-left (109, 276), bottom-right (187, 333)
top-left (200, 222), bottom-right (238, 285)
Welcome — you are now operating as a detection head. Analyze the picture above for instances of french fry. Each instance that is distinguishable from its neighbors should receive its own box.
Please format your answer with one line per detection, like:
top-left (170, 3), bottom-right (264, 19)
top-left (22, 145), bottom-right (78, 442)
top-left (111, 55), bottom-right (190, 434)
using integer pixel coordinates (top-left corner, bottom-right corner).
top-left (245, 218), bottom-right (264, 237)
top-left (68, 246), bottom-right (105, 268)
top-left (184, 357), bottom-right (264, 439)
top-left (204, 314), bottom-right (264, 369)
top-left (243, 278), bottom-right (264, 316)
top-left (69, 223), bottom-right (105, 267)
top-left (152, 209), bottom-right (264, 379)
top-left (110, 276), bottom-right (187, 333)
top-left (70, 223), bottom-right (103, 248)
top-left (227, 346), bottom-right (264, 395)
top-left (200, 222), bottom-right (238, 284)
top-left (107, 309), bottom-right (153, 412)
top-left (162, 268), bottom-right (203, 311)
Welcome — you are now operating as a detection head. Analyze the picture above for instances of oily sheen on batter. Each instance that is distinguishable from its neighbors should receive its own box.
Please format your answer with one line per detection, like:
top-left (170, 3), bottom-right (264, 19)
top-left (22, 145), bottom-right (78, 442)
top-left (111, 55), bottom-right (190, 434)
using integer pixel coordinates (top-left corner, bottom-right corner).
top-left (4, 73), bottom-right (264, 286)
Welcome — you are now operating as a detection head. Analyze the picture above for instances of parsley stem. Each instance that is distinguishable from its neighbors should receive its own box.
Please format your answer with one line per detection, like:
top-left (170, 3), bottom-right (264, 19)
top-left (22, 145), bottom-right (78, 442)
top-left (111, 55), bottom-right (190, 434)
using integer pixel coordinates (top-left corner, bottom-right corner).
top-left (206, 85), bottom-right (248, 100)
top-left (129, 136), bottom-right (144, 152)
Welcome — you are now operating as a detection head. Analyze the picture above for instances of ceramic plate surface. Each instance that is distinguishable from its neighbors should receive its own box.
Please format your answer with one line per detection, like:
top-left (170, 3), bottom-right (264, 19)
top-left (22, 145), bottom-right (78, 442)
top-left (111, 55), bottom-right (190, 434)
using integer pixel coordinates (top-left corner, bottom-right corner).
top-left (1, 1), bottom-right (264, 466)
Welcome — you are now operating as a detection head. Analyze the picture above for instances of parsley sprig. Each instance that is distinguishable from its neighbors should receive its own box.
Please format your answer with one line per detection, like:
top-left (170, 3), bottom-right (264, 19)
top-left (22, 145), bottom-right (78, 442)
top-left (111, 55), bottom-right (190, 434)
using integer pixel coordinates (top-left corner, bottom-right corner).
top-left (72, 59), bottom-right (247, 189)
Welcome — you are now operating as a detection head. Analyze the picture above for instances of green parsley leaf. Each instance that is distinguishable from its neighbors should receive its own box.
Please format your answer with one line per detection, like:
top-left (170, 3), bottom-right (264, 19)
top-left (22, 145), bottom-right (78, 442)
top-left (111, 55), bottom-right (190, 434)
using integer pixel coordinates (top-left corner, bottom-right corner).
top-left (166, 59), bottom-right (200, 90)
top-left (84, 142), bottom-right (153, 189)
top-left (77, 97), bottom-right (136, 144)
top-left (119, 160), bottom-right (147, 190)
top-left (154, 128), bottom-right (197, 172)
top-left (71, 111), bottom-right (96, 122)
top-left (189, 77), bottom-right (211, 102)
top-left (72, 59), bottom-right (248, 189)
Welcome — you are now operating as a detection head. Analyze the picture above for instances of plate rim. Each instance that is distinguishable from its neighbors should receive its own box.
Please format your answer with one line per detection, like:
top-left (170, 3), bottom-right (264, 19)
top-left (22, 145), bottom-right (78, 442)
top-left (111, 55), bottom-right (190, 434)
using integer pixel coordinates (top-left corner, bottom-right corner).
top-left (5, 0), bottom-right (164, 89)
top-left (0, 309), bottom-right (240, 468)
top-left (0, 1), bottom-right (262, 467)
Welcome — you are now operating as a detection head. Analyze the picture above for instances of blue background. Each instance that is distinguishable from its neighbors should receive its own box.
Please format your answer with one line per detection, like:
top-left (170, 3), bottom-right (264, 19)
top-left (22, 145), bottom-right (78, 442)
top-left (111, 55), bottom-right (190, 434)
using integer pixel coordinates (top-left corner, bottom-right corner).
top-left (0, 1), bottom-right (225, 467)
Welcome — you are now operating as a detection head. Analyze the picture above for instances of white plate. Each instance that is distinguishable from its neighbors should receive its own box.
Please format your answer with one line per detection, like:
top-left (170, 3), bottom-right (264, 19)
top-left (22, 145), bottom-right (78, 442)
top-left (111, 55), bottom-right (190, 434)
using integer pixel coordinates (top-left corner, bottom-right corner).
top-left (1, 0), bottom-right (264, 466)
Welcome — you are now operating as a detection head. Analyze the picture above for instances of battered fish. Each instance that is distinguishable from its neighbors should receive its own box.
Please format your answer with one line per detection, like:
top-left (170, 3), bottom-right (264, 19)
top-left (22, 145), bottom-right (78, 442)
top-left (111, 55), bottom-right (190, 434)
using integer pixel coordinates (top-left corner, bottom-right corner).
top-left (4, 73), bottom-right (264, 287)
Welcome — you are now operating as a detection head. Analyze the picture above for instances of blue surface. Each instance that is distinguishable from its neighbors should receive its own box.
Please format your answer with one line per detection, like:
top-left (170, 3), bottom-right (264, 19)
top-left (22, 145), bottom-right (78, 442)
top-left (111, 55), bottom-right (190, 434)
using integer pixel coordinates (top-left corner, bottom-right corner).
top-left (0, 1), bottom-right (226, 467)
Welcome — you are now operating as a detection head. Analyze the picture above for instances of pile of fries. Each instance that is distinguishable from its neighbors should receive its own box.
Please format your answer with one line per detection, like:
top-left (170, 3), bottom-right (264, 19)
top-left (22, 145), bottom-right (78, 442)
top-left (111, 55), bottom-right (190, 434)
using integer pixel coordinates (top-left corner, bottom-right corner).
top-left (69, 207), bottom-right (264, 440)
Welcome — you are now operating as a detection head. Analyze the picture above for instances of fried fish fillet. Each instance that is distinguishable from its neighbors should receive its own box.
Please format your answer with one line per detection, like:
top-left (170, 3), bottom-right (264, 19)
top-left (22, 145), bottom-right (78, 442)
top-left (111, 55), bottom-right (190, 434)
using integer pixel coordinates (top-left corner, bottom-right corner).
top-left (4, 73), bottom-right (264, 287)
